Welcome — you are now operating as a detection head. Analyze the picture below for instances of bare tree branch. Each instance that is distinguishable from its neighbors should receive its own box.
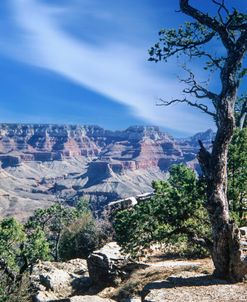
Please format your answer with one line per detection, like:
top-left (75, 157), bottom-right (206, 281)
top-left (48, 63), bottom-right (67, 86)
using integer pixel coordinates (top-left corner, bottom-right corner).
top-left (195, 50), bottom-right (224, 70)
top-left (157, 98), bottom-right (216, 117)
top-left (179, 68), bottom-right (219, 102)
top-left (212, 0), bottom-right (230, 24)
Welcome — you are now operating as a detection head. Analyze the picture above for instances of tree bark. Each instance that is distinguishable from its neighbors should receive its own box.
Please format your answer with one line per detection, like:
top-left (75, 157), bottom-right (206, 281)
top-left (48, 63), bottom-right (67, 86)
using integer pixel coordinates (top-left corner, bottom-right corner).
top-left (199, 98), bottom-right (247, 281)
top-left (199, 104), bottom-right (232, 277)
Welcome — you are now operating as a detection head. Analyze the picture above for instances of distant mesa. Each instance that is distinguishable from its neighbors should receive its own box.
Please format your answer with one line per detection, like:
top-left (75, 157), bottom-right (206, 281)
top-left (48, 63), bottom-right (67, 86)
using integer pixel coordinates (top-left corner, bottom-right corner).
top-left (0, 123), bottom-right (214, 219)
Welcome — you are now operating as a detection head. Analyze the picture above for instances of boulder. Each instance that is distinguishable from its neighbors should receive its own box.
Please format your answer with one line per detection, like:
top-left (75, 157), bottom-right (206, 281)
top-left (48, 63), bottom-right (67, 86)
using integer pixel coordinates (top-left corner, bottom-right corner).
top-left (31, 259), bottom-right (90, 301)
top-left (39, 269), bottom-right (71, 293)
top-left (240, 226), bottom-right (247, 237)
top-left (87, 242), bottom-right (129, 286)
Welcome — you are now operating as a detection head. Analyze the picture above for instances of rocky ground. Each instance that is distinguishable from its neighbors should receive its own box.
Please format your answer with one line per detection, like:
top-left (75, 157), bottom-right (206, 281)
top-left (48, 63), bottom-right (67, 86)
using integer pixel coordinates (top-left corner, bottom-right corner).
top-left (141, 267), bottom-right (247, 302)
top-left (31, 242), bottom-right (247, 302)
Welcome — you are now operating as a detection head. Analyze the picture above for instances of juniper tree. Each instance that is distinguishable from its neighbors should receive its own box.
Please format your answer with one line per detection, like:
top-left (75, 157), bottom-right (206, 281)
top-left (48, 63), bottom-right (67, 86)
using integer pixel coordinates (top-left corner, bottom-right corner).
top-left (149, 0), bottom-right (247, 280)
top-left (114, 165), bottom-right (209, 257)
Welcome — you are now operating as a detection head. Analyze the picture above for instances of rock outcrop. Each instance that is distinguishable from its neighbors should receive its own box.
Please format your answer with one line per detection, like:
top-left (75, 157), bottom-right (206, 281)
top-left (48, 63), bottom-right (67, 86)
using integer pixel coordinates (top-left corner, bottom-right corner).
top-left (31, 259), bottom-right (90, 302)
top-left (240, 226), bottom-right (247, 236)
top-left (240, 227), bottom-right (247, 254)
top-left (87, 242), bottom-right (130, 286)
top-left (105, 193), bottom-right (154, 218)
top-left (0, 154), bottom-right (21, 168)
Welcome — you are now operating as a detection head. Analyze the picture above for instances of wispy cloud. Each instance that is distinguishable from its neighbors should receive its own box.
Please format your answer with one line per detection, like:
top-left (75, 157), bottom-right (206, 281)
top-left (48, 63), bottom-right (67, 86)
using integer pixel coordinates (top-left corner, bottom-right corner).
top-left (7, 0), bottom-right (214, 135)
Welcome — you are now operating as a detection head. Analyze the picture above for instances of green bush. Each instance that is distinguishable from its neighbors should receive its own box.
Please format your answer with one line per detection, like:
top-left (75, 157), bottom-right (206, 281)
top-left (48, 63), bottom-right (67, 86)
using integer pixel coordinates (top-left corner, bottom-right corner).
top-left (0, 274), bottom-right (32, 302)
top-left (59, 214), bottom-right (113, 260)
top-left (25, 199), bottom-right (94, 261)
top-left (0, 218), bottom-right (48, 302)
top-left (113, 164), bottom-right (210, 257)
top-left (0, 199), bottom-right (109, 301)
top-left (228, 128), bottom-right (247, 225)
top-left (58, 213), bottom-right (99, 260)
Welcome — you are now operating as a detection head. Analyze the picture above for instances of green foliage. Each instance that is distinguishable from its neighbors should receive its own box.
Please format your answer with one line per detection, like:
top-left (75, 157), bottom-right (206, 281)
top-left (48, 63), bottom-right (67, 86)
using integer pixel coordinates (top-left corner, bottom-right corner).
top-left (148, 21), bottom-right (226, 74)
top-left (25, 199), bottom-right (108, 261)
top-left (0, 218), bottom-right (25, 270)
top-left (0, 274), bottom-right (32, 302)
top-left (25, 200), bottom-right (89, 260)
top-left (0, 199), bottom-right (108, 300)
top-left (228, 128), bottom-right (247, 225)
top-left (0, 218), bottom-right (49, 301)
top-left (148, 7), bottom-right (247, 79)
top-left (58, 203), bottom-right (113, 260)
top-left (22, 227), bottom-right (51, 266)
top-left (114, 164), bottom-right (210, 257)
top-left (58, 213), bottom-right (99, 260)
top-left (0, 217), bottom-right (51, 272)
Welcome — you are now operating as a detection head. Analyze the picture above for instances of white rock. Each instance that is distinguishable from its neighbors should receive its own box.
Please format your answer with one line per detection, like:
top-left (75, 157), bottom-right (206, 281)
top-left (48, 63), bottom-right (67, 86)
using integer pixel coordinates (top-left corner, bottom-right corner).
top-left (34, 291), bottom-right (58, 302)
top-left (31, 259), bottom-right (90, 300)
top-left (239, 227), bottom-right (247, 236)
top-left (40, 268), bottom-right (71, 292)
top-left (87, 242), bottom-right (129, 286)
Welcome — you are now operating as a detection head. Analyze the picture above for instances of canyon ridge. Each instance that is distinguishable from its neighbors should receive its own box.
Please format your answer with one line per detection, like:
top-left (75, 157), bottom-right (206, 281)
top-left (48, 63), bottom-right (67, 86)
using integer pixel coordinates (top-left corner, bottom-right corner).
top-left (0, 124), bottom-right (214, 220)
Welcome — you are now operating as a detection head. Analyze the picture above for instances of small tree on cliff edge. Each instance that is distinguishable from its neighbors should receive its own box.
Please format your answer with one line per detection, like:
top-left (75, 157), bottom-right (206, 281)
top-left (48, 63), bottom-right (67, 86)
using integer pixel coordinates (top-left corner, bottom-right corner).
top-left (149, 0), bottom-right (247, 281)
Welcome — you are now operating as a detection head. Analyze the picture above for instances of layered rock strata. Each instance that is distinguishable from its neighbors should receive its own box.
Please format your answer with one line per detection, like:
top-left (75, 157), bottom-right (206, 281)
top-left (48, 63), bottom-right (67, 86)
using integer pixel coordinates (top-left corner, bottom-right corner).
top-left (0, 124), bottom-right (214, 219)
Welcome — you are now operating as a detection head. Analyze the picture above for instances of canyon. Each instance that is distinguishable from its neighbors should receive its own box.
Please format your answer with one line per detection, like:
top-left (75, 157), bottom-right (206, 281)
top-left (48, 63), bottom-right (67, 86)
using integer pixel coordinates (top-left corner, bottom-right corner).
top-left (0, 124), bottom-right (214, 220)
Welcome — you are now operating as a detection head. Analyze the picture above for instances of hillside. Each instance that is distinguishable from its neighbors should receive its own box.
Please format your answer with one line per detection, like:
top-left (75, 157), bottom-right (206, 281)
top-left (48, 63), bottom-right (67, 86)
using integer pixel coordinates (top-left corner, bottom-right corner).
top-left (0, 124), bottom-right (214, 219)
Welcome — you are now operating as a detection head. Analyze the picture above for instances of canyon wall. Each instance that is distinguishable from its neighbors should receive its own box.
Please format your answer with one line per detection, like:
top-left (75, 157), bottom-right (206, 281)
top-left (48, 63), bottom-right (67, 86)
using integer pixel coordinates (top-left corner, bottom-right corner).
top-left (0, 124), bottom-right (214, 219)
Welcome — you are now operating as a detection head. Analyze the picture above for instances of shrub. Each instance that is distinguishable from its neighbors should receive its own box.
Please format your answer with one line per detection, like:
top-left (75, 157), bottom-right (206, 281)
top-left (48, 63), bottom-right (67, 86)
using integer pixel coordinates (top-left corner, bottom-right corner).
top-left (59, 215), bottom-right (113, 260)
top-left (228, 128), bottom-right (247, 225)
top-left (113, 164), bottom-right (210, 257)
top-left (58, 212), bottom-right (99, 260)
top-left (0, 274), bottom-right (32, 302)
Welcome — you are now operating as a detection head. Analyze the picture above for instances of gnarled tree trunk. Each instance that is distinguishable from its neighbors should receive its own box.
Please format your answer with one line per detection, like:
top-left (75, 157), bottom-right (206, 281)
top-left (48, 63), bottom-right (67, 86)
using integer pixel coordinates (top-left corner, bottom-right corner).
top-left (150, 0), bottom-right (247, 281)
top-left (198, 94), bottom-right (247, 281)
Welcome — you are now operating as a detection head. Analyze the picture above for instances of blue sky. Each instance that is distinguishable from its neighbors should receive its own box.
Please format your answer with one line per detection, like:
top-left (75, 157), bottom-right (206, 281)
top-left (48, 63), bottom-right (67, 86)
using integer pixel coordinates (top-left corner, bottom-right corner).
top-left (0, 0), bottom-right (246, 137)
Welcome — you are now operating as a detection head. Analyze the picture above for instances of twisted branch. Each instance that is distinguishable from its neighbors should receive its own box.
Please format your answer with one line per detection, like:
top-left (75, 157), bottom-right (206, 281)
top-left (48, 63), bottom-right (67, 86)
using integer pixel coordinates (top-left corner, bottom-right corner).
top-left (212, 0), bottom-right (230, 24)
top-left (180, 68), bottom-right (219, 102)
top-left (157, 98), bottom-right (216, 117)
